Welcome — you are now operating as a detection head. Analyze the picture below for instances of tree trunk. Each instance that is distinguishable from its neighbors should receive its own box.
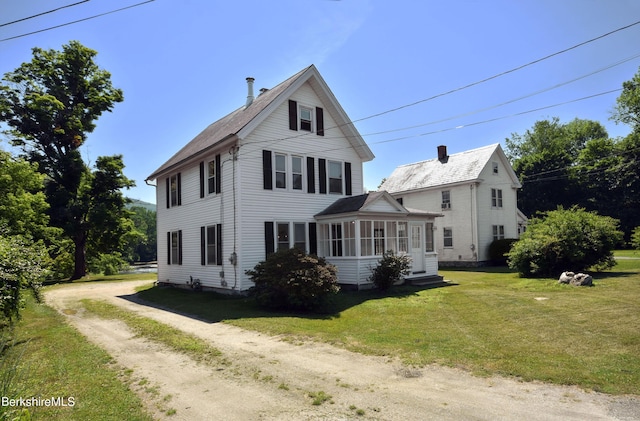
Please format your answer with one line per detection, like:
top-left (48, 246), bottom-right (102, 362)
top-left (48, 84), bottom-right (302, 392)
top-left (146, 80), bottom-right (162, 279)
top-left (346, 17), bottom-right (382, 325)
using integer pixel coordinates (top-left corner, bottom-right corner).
top-left (71, 233), bottom-right (88, 280)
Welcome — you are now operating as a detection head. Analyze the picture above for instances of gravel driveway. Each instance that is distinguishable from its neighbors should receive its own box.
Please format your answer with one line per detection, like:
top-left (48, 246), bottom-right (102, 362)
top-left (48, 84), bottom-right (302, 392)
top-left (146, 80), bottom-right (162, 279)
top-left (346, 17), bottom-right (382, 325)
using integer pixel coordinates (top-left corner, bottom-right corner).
top-left (45, 280), bottom-right (640, 420)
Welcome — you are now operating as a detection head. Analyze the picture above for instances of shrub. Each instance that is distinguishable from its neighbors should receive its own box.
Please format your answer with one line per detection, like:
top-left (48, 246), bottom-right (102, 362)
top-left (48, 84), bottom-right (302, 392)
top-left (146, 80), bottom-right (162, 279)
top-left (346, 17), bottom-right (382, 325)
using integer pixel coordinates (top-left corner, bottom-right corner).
top-left (507, 207), bottom-right (623, 277)
top-left (0, 232), bottom-right (47, 325)
top-left (631, 226), bottom-right (640, 250)
top-left (246, 248), bottom-right (339, 312)
top-left (368, 250), bottom-right (412, 291)
top-left (88, 253), bottom-right (128, 276)
top-left (488, 239), bottom-right (518, 265)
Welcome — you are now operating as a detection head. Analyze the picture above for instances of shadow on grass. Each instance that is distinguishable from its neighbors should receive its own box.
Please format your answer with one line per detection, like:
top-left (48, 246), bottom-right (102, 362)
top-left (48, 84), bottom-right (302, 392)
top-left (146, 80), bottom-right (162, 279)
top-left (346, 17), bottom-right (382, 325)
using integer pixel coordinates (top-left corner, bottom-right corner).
top-left (117, 281), bottom-right (457, 324)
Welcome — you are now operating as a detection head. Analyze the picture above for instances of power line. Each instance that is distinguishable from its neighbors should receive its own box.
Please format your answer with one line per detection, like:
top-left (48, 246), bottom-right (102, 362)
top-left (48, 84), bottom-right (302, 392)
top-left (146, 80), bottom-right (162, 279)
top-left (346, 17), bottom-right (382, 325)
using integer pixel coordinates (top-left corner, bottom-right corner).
top-left (350, 18), bottom-right (640, 125)
top-left (0, 0), bottom-right (155, 43)
top-left (231, 19), bottom-right (640, 152)
top-left (236, 87), bottom-right (622, 160)
top-left (356, 52), bottom-right (640, 139)
top-left (0, 1), bottom-right (90, 28)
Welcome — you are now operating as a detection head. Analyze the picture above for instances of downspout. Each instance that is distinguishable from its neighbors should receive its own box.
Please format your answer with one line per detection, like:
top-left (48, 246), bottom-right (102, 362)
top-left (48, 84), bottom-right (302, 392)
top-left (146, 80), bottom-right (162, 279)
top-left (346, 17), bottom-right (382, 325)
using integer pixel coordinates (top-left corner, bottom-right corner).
top-left (470, 183), bottom-right (478, 262)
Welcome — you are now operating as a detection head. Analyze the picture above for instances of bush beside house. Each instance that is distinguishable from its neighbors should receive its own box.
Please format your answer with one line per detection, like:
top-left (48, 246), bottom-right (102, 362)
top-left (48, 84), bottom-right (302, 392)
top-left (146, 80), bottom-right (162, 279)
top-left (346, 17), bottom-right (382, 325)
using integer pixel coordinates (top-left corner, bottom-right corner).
top-left (246, 248), bottom-right (339, 312)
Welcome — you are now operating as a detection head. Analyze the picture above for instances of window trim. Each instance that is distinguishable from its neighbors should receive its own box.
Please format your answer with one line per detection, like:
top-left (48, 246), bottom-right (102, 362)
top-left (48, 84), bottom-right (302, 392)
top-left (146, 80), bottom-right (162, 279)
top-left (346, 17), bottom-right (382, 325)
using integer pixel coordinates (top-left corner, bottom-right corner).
top-left (328, 160), bottom-right (343, 194)
top-left (492, 225), bottom-right (505, 241)
top-left (441, 190), bottom-right (451, 210)
top-left (168, 230), bottom-right (182, 265)
top-left (299, 106), bottom-right (313, 132)
top-left (443, 227), bottom-right (453, 248)
top-left (491, 188), bottom-right (503, 208)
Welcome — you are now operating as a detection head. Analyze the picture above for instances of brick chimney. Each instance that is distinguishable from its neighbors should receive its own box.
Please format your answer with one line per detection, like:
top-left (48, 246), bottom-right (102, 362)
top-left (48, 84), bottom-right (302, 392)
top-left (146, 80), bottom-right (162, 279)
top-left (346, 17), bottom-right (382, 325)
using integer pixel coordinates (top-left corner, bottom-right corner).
top-left (437, 145), bottom-right (448, 162)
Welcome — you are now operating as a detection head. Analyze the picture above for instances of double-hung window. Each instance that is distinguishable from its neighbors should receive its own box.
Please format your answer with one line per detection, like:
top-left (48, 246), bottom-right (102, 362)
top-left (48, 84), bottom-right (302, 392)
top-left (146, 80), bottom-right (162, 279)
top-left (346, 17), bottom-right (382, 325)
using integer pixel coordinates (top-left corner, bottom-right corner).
top-left (292, 156), bottom-right (303, 190)
top-left (167, 230), bottom-right (182, 265)
top-left (275, 154), bottom-right (287, 189)
top-left (491, 188), bottom-right (503, 208)
top-left (328, 161), bottom-right (342, 194)
top-left (293, 223), bottom-right (306, 250)
top-left (300, 106), bottom-right (313, 131)
top-left (443, 227), bottom-right (453, 248)
top-left (207, 160), bottom-right (216, 194)
top-left (277, 223), bottom-right (289, 251)
top-left (493, 225), bottom-right (505, 241)
top-left (166, 173), bottom-right (181, 208)
top-left (441, 190), bottom-right (451, 210)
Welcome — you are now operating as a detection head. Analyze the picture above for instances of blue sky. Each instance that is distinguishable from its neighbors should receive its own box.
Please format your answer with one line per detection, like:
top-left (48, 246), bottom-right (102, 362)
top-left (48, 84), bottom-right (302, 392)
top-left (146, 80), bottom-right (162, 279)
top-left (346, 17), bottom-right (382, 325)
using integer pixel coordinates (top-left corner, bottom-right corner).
top-left (1, 0), bottom-right (639, 204)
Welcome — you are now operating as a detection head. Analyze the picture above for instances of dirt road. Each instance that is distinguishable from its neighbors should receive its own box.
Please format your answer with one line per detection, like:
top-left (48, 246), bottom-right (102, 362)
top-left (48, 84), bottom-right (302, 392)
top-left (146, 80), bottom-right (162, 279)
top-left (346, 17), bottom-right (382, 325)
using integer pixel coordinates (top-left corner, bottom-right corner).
top-left (45, 280), bottom-right (639, 420)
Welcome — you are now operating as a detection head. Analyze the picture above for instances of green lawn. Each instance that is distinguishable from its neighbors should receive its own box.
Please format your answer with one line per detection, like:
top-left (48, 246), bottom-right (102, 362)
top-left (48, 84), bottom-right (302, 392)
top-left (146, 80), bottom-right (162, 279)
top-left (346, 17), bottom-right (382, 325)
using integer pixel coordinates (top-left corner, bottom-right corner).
top-left (137, 254), bottom-right (640, 395)
top-left (2, 295), bottom-right (153, 421)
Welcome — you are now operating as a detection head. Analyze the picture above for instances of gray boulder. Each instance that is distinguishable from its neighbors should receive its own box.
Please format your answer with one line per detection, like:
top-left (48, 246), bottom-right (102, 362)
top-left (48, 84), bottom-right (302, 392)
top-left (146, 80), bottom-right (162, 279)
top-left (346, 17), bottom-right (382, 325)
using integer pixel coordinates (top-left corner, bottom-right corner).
top-left (558, 271), bottom-right (574, 284)
top-left (571, 273), bottom-right (593, 286)
top-left (558, 271), bottom-right (593, 286)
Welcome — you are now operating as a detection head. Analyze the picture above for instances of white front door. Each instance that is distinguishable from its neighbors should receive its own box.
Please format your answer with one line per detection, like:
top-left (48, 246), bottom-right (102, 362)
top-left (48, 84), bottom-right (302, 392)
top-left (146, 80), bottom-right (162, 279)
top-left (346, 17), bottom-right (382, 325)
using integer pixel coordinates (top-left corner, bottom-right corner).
top-left (410, 224), bottom-right (425, 273)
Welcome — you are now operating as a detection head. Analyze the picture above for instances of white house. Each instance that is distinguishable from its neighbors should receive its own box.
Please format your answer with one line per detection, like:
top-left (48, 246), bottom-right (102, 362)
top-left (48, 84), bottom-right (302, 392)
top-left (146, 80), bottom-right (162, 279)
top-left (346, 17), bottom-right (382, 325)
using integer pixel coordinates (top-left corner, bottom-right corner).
top-left (380, 143), bottom-right (526, 266)
top-left (146, 65), bottom-right (442, 292)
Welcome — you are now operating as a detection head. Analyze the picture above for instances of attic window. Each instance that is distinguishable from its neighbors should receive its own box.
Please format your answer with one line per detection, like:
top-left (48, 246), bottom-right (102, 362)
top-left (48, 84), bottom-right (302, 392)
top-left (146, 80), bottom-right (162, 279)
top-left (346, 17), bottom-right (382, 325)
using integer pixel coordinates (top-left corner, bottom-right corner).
top-left (300, 107), bottom-right (313, 131)
top-left (492, 162), bottom-right (499, 174)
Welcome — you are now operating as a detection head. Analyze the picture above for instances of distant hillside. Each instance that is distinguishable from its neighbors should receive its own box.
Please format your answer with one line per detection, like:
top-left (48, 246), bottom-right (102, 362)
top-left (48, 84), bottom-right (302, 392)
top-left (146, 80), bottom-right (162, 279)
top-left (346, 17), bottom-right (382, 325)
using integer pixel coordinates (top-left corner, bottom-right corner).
top-left (127, 199), bottom-right (156, 212)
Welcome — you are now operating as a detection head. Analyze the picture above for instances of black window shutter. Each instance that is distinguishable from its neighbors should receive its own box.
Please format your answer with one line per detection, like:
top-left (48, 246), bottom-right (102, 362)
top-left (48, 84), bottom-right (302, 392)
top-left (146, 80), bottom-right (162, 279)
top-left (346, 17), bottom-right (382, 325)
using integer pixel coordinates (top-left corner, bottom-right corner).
top-left (345, 162), bottom-right (352, 196)
top-left (165, 178), bottom-right (170, 208)
top-left (177, 173), bottom-right (182, 206)
top-left (215, 154), bottom-right (222, 194)
top-left (262, 150), bottom-right (273, 190)
top-left (264, 222), bottom-right (274, 256)
top-left (306, 157), bottom-right (315, 194)
top-left (288, 100), bottom-right (298, 131)
top-left (309, 223), bottom-right (317, 255)
top-left (199, 162), bottom-right (205, 198)
top-left (316, 107), bottom-right (324, 136)
top-left (167, 232), bottom-right (171, 265)
top-left (216, 223), bottom-right (223, 266)
top-left (200, 226), bottom-right (206, 265)
top-left (178, 230), bottom-right (183, 265)
top-left (318, 159), bottom-right (327, 194)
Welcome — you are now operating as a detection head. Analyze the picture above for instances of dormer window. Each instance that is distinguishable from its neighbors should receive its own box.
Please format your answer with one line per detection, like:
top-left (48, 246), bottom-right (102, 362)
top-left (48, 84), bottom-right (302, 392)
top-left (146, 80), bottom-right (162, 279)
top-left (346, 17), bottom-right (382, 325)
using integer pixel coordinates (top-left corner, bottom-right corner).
top-left (300, 107), bottom-right (313, 131)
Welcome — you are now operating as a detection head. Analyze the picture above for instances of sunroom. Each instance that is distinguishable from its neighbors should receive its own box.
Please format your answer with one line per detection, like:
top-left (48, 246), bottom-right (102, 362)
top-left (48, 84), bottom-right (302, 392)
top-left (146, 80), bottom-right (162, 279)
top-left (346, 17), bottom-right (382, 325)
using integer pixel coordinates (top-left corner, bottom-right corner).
top-left (314, 191), bottom-right (442, 289)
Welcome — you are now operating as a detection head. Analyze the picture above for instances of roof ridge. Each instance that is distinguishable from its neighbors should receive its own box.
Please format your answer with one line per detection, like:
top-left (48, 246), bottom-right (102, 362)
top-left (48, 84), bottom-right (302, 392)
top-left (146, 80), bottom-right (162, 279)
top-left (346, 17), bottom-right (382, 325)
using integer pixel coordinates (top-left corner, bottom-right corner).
top-left (396, 143), bottom-right (499, 168)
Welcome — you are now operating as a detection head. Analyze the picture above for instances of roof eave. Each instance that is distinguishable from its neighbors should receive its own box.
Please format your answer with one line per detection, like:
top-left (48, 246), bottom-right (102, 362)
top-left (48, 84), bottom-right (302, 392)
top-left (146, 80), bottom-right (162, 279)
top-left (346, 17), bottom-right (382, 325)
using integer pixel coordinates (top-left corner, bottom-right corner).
top-left (146, 134), bottom-right (238, 182)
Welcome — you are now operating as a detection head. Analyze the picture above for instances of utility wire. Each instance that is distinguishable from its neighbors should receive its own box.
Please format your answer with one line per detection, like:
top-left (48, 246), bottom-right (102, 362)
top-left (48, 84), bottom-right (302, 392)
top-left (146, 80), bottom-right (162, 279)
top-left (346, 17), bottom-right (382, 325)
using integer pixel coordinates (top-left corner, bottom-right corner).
top-left (0, 0), bottom-right (155, 43)
top-left (251, 18), bottom-right (640, 149)
top-left (236, 87), bottom-right (623, 160)
top-left (0, 1), bottom-right (90, 28)
top-left (342, 52), bottom-right (640, 140)
top-left (350, 19), bottom-right (640, 125)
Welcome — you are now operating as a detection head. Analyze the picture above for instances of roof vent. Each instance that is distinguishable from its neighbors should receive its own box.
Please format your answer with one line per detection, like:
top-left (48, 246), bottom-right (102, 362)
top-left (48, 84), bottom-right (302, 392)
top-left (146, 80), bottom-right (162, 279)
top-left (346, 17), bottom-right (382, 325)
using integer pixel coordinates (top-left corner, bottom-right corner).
top-left (259, 88), bottom-right (269, 95)
top-left (245, 77), bottom-right (255, 107)
top-left (437, 145), bottom-right (448, 163)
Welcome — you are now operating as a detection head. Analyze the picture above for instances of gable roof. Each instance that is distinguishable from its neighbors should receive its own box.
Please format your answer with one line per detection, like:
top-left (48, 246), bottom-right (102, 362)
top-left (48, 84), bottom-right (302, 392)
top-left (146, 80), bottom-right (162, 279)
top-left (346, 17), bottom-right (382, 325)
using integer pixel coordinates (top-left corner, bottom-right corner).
top-left (379, 143), bottom-right (521, 194)
top-left (147, 65), bottom-right (374, 181)
top-left (315, 191), bottom-right (441, 218)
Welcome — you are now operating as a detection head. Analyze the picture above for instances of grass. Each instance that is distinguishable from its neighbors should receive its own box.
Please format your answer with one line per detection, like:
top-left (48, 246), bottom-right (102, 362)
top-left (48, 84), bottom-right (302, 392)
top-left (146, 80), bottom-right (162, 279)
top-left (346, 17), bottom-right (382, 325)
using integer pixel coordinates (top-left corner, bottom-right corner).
top-left (2, 297), bottom-right (153, 420)
top-left (80, 299), bottom-right (226, 365)
top-left (136, 252), bottom-right (640, 395)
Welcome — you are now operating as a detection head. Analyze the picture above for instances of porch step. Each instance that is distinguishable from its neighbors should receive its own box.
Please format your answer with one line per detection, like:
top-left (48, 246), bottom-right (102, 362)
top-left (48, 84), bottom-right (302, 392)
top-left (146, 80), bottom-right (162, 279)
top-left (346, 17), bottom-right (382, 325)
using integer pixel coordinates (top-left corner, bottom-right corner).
top-left (406, 275), bottom-right (446, 287)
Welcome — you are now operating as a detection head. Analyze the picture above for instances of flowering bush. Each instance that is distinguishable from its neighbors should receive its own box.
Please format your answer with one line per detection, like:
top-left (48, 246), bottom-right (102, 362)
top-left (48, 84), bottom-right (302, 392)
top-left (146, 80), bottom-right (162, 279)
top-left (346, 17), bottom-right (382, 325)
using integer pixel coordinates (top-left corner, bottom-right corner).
top-left (0, 231), bottom-right (48, 325)
top-left (246, 248), bottom-right (339, 312)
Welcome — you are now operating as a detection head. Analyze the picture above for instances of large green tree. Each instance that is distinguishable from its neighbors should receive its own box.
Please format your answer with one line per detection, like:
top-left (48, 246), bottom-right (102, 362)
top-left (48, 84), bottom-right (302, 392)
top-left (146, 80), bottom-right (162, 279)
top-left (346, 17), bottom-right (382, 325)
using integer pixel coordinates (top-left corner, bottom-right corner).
top-left (0, 150), bottom-right (52, 240)
top-left (0, 41), bottom-right (132, 279)
top-left (505, 117), bottom-right (609, 217)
